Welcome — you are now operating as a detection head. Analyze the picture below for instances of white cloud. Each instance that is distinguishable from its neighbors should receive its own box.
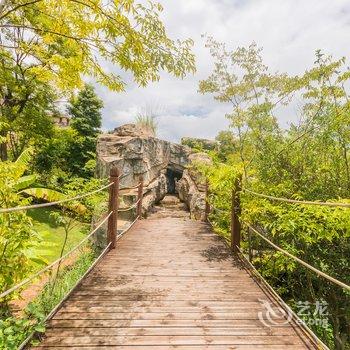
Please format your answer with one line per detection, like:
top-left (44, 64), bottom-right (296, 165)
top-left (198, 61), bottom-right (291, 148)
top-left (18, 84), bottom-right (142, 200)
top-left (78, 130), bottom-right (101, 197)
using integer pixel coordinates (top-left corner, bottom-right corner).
top-left (97, 0), bottom-right (350, 142)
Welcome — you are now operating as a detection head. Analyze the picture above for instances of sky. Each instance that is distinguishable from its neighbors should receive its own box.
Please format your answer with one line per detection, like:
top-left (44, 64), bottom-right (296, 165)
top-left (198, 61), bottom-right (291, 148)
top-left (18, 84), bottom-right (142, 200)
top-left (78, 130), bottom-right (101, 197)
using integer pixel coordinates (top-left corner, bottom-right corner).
top-left (97, 0), bottom-right (350, 143)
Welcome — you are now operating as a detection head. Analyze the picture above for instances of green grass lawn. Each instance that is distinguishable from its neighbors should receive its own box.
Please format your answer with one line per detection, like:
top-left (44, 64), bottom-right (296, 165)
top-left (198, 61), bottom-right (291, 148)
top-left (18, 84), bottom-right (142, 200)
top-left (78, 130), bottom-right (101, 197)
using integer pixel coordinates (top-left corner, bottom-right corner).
top-left (27, 208), bottom-right (90, 265)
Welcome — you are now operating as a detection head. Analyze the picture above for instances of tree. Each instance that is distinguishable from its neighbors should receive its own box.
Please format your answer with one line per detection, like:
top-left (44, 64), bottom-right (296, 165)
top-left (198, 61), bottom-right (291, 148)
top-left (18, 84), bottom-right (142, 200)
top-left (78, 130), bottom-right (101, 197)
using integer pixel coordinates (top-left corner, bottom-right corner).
top-left (215, 130), bottom-right (237, 162)
top-left (201, 44), bottom-right (350, 349)
top-left (0, 1), bottom-right (195, 91)
top-left (199, 37), bottom-right (297, 179)
top-left (69, 85), bottom-right (102, 138)
top-left (67, 84), bottom-right (103, 177)
top-left (0, 50), bottom-right (56, 160)
top-left (0, 1), bottom-right (195, 160)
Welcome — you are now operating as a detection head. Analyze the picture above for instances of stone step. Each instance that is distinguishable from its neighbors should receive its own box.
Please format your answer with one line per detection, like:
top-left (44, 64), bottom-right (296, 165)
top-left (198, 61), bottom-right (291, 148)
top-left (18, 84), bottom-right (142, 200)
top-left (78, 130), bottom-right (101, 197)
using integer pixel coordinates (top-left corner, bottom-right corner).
top-left (159, 195), bottom-right (181, 205)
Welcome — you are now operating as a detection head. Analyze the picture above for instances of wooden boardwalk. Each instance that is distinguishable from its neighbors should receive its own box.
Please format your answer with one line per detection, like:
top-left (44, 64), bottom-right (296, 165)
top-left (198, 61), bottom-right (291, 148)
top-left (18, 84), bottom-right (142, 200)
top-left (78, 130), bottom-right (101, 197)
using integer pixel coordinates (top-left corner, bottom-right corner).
top-left (34, 213), bottom-right (320, 349)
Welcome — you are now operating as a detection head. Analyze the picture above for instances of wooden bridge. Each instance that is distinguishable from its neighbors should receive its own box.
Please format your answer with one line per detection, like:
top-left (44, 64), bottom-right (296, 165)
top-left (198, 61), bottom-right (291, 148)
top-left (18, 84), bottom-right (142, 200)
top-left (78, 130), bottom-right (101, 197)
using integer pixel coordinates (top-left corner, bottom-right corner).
top-left (32, 201), bottom-right (321, 349)
top-left (2, 170), bottom-right (338, 349)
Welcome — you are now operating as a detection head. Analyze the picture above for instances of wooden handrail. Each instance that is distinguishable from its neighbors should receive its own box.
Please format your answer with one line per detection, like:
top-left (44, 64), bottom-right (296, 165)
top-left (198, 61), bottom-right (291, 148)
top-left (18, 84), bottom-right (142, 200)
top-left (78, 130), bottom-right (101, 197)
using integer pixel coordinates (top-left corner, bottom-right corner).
top-left (107, 168), bottom-right (119, 249)
top-left (231, 176), bottom-right (242, 252)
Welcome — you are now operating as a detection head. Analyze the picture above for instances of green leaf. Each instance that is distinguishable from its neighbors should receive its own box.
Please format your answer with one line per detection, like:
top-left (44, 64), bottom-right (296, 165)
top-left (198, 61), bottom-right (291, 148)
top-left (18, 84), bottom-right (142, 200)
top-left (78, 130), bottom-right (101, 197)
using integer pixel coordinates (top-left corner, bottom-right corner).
top-left (13, 175), bottom-right (37, 191)
top-left (15, 147), bottom-right (34, 168)
top-left (22, 188), bottom-right (87, 215)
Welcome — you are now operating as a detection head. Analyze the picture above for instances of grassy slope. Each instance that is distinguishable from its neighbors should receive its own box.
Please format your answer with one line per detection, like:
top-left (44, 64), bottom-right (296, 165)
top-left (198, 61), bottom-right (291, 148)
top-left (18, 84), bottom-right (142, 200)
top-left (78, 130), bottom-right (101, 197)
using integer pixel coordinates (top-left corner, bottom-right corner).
top-left (27, 208), bottom-right (89, 264)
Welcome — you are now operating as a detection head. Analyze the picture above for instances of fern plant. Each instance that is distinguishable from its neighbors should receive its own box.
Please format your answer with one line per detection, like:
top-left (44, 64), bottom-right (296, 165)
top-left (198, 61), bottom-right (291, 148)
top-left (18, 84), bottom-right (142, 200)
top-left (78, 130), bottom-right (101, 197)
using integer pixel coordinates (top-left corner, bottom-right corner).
top-left (11, 147), bottom-right (86, 215)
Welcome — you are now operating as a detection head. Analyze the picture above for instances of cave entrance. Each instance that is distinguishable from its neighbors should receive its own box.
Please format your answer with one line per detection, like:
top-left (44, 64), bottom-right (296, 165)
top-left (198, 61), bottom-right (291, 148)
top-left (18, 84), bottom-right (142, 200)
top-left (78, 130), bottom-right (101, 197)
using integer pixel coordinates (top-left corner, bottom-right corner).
top-left (166, 168), bottom-right (183, 194)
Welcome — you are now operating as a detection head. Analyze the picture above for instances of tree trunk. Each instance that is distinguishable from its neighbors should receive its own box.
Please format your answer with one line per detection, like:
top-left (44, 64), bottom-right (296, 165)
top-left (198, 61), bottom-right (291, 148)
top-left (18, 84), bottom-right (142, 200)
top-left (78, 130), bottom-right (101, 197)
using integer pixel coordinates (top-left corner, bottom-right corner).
top-left (0, 130), bottom-right (7, 161)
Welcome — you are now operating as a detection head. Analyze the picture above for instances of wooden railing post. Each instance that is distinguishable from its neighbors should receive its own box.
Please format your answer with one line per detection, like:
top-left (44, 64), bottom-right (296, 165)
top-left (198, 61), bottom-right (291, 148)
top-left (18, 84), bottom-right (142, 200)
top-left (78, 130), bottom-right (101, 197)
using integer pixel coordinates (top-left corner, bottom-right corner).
top-left (231, 176), bottom-right (241, 252)
top-left (107, 167), bottom-right (119, 249)
top-left (137, 175), bottom-right (144, 218)
top-left (204, 179), bottom-right (210, 222)
top-left (248, 226), bottom-right (252, 262)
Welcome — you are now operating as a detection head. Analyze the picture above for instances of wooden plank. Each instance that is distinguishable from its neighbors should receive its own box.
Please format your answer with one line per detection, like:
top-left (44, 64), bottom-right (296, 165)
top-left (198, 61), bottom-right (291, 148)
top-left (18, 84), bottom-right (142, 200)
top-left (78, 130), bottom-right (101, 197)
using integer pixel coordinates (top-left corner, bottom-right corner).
top-left (48, 319), bottom-right (289, 328)
top-left (32, 345), bottom-right (313, 350)
top-left (55, 300), bottom-right (268, 307)
top-left (37, 334), bottom-right (309, 346)
top-left (43, 327), bottom-right (299, 337)
top-left (59, 306), bottom-right (282, 313)
top-left (34, 214), bottom-right (319, 349)
top-left (53, 311), bottom-right (290, 321)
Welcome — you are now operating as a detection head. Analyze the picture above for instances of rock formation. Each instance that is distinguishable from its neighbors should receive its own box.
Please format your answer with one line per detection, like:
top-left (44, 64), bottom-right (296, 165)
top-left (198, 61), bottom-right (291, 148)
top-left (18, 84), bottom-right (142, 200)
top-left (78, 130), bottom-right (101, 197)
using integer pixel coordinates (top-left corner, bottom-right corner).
top-left (176, 153), bottom-right (212, 220)
top-left (96, 123), bottom-right (213, 220)
top-left (97, 124), bottom-right (189, 213)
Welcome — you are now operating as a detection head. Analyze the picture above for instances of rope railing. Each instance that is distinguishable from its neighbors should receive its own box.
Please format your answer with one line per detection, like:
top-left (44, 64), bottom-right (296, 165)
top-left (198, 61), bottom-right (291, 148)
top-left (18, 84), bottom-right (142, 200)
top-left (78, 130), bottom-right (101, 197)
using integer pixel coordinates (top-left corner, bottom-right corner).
top-left (212, 206), bottom-right (228, 215)
top-left (1, 169), bottom-right (145, 300)
top-left (0, 211), bottom-right (113, 299)
top-left (1, 167), bottom-right (146, 348)
top-left (117, 215), bottom-right (140, 241)
top-left (17, 240), bottom-right (113, 350)
top-left (244, 223), bottom-right (350, 292)
top-left (208, 209), bottom-right (350, 291)
top-left (0, 182), bottom-right (113, 214)
top-left (120, 182), bottom-right (142, 191)
top-left (206, 182), bottom-right (349, 349)
top-left (118, 198), bottom-right (141, 212)
top-left (244, 188), bottom-right (350, 208)
top-left (206, 179), bottom-right (350, 292)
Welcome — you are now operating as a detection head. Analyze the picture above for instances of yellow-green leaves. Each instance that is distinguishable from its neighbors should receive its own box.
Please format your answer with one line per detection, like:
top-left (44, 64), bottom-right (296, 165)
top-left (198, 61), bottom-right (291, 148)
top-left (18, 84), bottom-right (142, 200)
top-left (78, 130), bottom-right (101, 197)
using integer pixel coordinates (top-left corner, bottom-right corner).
top-left (0, 0), bottom-right (195, 92)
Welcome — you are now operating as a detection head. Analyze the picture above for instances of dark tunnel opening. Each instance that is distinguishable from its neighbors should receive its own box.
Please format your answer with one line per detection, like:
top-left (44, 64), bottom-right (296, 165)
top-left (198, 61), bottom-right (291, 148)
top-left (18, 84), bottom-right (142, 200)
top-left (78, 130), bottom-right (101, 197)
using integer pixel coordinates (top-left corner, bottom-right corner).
top-left (166, 168), bottom-right (183, 194)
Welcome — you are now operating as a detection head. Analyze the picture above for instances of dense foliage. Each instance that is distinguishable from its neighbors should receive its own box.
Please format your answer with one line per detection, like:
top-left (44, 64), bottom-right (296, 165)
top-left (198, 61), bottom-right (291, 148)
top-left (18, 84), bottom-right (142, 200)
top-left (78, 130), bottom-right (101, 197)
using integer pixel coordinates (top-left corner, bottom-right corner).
top-left (0, 0), bottom-right (195, 161)
top-left (0, 153), bottom-right (39, 313)
top-left (0, 0), bottom-right (195, 91)
top-left (34, 84), bottom-right (103, 179)
top-left (199, 38), bottom-right (350, 349)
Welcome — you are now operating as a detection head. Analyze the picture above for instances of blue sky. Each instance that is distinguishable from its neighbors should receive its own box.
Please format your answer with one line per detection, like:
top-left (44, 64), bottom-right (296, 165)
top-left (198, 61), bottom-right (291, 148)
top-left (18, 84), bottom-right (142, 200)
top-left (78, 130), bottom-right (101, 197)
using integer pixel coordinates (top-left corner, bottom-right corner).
top-left (96, 0), bottom-right (350, 142)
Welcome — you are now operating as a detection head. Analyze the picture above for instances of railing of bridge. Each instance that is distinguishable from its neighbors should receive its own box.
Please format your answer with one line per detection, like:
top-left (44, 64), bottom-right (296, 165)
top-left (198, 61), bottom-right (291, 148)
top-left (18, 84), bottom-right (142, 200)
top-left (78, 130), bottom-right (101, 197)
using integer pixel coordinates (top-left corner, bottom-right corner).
top-left (205, 178), bottom-right (350, 290)
top-left (0, 167), bottom-right (143, 348)
top-left (205, 177), bottom-right (350, 349)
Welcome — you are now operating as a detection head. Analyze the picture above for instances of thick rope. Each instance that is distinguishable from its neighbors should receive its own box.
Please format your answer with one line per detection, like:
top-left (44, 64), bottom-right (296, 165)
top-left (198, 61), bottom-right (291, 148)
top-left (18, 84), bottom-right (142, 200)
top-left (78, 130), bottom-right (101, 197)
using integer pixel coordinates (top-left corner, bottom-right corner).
top-left (0, 183), bottom-right (113, 214)
top-left (244, 188), bottom-right (350, 208)
top-left (120, 182), bottom-right (142, 191)
top-left (116, 216), bottom-right (140, 241)
top-left (245, 223), bottom-right (350, 291)
top-left (0, 211), bottom-right (113, 299)
top-left (118, 198), bottom-right (141, 212)
top-left (234, 245), bottom-right (329, 350)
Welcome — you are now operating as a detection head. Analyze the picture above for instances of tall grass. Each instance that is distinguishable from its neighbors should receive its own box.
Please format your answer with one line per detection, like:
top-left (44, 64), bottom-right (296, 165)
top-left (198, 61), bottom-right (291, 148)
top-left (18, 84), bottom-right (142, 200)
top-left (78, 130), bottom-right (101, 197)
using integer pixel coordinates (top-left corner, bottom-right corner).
top-left (134, 104), bottom-right (160, 136)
